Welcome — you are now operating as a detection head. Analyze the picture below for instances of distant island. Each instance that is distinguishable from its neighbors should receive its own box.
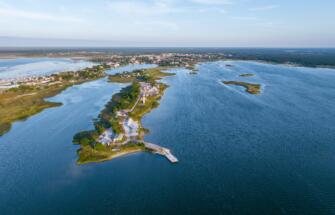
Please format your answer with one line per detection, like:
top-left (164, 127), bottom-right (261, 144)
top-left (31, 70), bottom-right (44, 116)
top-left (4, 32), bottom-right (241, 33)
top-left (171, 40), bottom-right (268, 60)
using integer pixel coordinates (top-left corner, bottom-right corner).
top-left (223, 81), bottom-right (261, 95)
top-left (239, 73), bottom-right (255, 77)
top-left (73, 67), bottom-right (178, 164)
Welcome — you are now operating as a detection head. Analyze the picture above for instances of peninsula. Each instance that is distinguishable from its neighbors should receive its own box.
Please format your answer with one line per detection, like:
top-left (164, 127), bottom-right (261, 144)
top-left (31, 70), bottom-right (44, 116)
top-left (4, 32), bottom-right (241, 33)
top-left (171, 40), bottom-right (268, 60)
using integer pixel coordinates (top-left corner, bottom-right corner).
top-left (73, 67), bottom-right (177, 164)
top-left (0, 64), bottom-right (111, 136)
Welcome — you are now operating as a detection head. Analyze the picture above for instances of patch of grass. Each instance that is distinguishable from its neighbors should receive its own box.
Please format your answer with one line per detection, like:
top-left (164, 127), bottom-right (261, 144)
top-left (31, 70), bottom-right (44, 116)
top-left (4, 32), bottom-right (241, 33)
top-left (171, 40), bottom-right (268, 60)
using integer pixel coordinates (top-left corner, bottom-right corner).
top-left (108, 75), bottom-right (136, 83)
top-left (0, 84), bottom-right (68, 137)
top-left (0, 123), bottom-right (11, 136)
top-left (109, 67), bottom-right (175, 83)
top-left (77, 142), bottom-right (146, 165)
top-left (129, 83), bottom-right (167, 121)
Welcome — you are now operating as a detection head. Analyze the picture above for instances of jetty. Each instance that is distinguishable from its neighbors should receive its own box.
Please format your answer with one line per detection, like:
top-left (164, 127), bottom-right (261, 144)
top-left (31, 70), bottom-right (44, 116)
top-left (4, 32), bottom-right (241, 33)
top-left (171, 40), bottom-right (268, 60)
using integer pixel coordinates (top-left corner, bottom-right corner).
top-left (144, 142), bottom-right (179, 163)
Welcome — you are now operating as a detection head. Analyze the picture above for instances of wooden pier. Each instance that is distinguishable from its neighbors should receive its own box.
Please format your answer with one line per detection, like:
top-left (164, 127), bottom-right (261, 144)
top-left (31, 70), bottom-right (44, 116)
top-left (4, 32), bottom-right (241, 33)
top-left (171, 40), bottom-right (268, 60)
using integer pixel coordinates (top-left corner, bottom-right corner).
top-left (144, 142), bottom-right (178, 163)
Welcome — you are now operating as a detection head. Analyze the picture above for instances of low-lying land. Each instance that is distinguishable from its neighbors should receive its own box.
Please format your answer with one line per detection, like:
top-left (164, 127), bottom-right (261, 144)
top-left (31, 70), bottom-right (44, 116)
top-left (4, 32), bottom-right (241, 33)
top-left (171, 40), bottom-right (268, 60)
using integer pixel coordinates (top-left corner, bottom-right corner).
top-left (240, 73), bottom-right (254, 77)
top-left (75, 142), bottom-right (147, 165)
top-left (0, 65), bottom-right (109, 136)
top-left (74, 67), bottom-right (176, 164)
top-left (108, 67), bottom-right (175, 83)
top-left (223, 81), bottom-right (261, 95)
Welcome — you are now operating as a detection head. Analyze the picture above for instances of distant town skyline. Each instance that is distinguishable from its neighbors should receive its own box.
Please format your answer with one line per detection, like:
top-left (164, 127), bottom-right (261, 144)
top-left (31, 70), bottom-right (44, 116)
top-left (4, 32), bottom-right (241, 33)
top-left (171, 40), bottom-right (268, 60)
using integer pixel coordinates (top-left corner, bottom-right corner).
top-left (0, 0), bottom-right (334, 47)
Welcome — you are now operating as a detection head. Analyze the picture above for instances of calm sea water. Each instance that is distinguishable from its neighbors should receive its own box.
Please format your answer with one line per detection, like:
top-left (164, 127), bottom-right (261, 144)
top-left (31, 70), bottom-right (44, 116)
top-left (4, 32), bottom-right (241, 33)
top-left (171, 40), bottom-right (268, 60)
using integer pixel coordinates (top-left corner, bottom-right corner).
top-left (0, 58), bottom-right (95, 80)
top-left (0, 61), bottom-right (335, 215)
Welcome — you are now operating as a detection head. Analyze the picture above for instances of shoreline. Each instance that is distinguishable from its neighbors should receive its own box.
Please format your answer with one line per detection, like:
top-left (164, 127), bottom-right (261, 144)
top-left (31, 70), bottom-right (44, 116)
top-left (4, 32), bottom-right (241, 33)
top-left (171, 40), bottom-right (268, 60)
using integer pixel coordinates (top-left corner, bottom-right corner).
top-left (77, 148), bottom-right (145, 165)
top-left (223, 81), bottom-right (261, 95)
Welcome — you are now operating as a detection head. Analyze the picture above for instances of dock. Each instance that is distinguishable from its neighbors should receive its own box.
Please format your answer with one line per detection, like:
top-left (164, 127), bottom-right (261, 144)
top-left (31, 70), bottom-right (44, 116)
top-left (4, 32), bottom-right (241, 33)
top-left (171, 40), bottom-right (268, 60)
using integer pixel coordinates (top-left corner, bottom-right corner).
top-left (144, 142), bottom-right (178, 163)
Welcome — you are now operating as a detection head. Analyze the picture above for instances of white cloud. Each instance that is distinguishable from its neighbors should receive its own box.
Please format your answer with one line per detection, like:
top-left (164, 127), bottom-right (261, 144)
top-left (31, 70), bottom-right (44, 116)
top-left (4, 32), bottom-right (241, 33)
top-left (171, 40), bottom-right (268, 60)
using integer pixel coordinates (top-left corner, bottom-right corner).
top-left (249, 5), bottom-right (279, 11)
top-left (198, 8), bottom-right (226, 14)
top-left (0, 3), bottom-right (82, 22)
top-left (230, 16), bottom-right (259, 21)
top-left (134, 20), bottom-right (179, 30)
top-left (254, 21), bottom-right (274, 27)
top-left (107, 1), bottom-right (177, 16)
top-left (190, 0), bottom-right (233, 5)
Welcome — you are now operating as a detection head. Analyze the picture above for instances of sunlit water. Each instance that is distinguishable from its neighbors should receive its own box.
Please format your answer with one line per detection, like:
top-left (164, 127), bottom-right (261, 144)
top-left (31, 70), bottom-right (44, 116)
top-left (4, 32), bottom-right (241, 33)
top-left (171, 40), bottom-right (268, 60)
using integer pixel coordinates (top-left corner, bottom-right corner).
top-left (0, 58), bottom-right (95, 80)
top-left (0, 61), bottom-right (335, 215)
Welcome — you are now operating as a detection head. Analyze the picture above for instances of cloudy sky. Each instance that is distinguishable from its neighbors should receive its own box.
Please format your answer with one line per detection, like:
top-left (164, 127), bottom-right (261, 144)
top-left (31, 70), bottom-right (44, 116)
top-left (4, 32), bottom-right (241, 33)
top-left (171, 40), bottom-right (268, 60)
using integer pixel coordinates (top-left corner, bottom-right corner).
top-left (0, 0), bottom-right (334, 47)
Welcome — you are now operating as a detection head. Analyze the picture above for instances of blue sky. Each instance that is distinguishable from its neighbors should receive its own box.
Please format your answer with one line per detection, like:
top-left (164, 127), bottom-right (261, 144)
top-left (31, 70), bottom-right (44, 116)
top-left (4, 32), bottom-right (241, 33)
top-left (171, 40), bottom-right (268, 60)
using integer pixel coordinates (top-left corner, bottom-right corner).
top-left (0, 0), bottom-right (334, 47)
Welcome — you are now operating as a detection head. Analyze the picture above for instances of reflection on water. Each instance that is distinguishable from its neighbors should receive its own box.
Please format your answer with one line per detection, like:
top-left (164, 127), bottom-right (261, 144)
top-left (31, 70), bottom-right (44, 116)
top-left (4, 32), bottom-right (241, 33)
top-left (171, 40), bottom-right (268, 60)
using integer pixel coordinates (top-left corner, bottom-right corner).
top-left (0, 58), bottom-right (95, 80)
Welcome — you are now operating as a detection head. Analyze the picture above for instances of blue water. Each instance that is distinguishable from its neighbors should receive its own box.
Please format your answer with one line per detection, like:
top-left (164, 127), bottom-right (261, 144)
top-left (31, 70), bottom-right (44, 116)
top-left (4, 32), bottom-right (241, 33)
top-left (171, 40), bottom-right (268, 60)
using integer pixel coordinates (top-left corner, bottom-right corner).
top-left (1, 61), bottom-right (335, 214)
top-left (0, 58), bottom-right (94, 80)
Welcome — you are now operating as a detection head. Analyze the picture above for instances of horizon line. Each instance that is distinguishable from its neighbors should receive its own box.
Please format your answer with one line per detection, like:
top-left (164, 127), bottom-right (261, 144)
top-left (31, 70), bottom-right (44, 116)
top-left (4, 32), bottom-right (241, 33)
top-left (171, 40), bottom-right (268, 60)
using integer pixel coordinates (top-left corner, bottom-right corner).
top-left (1, 46), bottom-right (335, 50)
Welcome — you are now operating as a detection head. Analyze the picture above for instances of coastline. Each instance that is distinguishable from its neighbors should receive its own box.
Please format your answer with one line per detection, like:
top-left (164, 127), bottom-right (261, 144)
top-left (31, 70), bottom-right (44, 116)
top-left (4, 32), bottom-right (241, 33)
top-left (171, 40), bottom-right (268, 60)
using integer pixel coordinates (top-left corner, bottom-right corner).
top-left (223, 81), bottom-right (261, 95)
top-left (77, 147), bottom-right (145, 165)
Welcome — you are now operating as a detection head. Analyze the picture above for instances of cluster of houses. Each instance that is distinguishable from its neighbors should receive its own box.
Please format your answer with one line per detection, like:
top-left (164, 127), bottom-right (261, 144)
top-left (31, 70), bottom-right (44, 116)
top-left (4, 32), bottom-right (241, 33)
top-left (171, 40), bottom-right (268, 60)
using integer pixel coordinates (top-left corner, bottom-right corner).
top-left (129, 53), bottom-right (225, 67)
top-left (98, 117), bottom-right (139, 146)
top-left (114, 71), bottom-right (142, 80)
top-left (0, 64), bottom-right (113, 91)
top-left (97, 82), bottom-right (160, 146)
top-left (105, 53), bottom-right (225, 68)
top-left (140, 82), bottom-right (159, 104)
top-left (106, 62), bottom-right (120, 68)
top-left (0, 76), bottom-right (60, 89)
top-left (98, 128), bottom-right (125, 146)
top-left (0, 79), bottom-right (17, 89)
top-left (21, 76), bottom-right (60, 86)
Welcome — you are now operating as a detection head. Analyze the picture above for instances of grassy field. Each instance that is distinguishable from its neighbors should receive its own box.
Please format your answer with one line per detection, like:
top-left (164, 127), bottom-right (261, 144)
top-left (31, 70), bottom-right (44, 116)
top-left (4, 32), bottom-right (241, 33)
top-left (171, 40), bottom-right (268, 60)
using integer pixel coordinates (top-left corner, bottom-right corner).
top-left (0, 84), bottom-right (69, 136)
top-left (223, 81), bottom-right (261, 94)
top-left (109, 67), bottom-right (175, 83)
top-left (77, 142), bottom-right (146, 165)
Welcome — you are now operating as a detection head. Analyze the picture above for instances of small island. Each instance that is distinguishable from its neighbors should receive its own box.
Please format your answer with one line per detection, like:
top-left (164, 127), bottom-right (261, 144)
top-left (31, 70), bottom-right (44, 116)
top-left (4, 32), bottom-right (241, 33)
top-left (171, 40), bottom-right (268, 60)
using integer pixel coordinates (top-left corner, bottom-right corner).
top-left (73, 67), bottom-right (177, 165)
top-left (223, 81), bottom-right (261, 95)
top-left (0, 64), bottom-right (110, 136)
top-left (239, 73), bottom-right (255, 77)
top-left (185, 64), bottom-right (198, 75)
